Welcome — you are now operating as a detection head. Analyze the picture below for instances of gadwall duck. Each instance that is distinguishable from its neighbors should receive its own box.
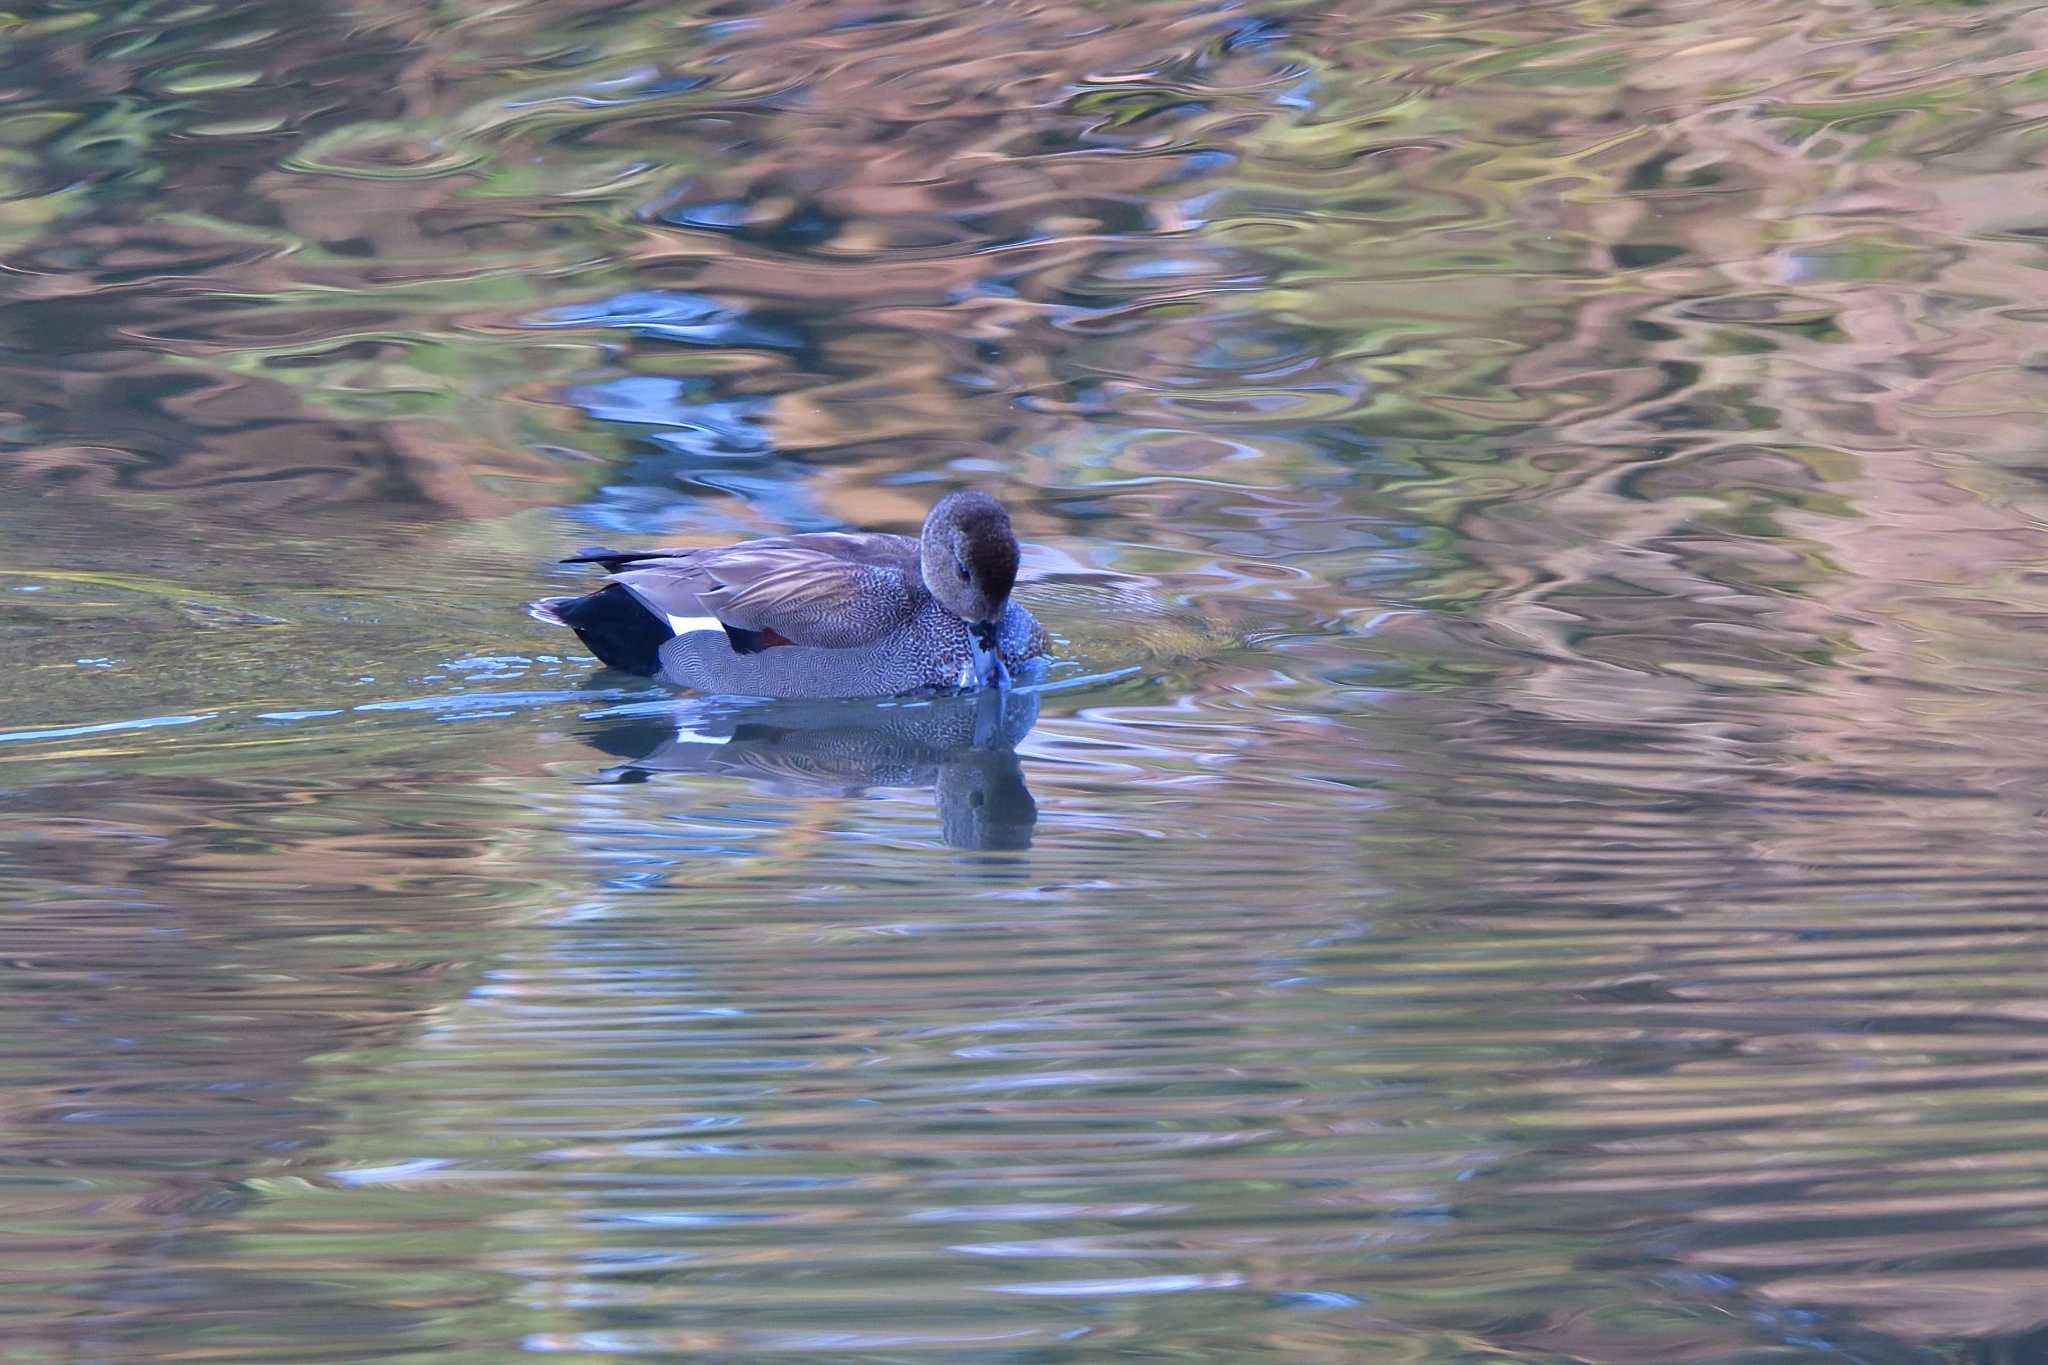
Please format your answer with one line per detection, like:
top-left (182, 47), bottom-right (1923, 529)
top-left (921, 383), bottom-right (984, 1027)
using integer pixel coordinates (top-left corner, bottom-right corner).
top-left (531, 490), bottom-right (1049, 698)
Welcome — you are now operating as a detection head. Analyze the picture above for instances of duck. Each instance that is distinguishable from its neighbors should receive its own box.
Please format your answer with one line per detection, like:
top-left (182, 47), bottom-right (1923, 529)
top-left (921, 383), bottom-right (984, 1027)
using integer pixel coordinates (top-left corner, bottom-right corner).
top-left (531, 490), bottom-right (1049, 699)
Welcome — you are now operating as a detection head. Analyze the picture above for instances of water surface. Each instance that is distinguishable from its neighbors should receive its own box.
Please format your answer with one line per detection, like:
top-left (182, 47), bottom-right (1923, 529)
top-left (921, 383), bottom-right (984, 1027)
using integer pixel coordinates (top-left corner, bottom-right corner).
top-left (5, 0), bottom-right (2048, 1360)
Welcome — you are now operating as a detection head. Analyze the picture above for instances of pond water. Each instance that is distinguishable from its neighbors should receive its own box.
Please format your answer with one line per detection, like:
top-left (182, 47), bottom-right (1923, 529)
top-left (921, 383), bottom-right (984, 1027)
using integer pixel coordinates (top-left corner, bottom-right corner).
top-left (4, 0), bottom-right (2048, 1359)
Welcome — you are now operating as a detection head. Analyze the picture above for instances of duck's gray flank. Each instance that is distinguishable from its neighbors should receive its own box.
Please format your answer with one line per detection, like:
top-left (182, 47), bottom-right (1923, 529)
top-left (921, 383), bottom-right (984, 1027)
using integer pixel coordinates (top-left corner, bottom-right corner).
top-left (531, 490), bottom-right (1050, 699)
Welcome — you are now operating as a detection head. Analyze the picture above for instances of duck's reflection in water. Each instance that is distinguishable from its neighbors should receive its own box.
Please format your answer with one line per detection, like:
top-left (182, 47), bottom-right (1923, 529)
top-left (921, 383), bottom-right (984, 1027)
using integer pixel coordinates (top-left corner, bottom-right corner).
top-left (582, 686), bottom-right (1040, 850)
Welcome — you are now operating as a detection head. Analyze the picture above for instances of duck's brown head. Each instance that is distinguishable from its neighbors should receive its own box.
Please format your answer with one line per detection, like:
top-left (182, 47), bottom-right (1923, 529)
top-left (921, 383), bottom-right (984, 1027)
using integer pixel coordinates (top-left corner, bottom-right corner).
top-left (920, 489), bottom-right (1020, 627)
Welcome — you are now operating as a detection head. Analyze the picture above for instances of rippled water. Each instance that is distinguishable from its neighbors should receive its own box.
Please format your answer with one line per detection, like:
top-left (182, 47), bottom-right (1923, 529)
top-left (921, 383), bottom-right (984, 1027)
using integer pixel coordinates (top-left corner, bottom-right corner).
top-left (5, 0), bottom-right (2048, 1359)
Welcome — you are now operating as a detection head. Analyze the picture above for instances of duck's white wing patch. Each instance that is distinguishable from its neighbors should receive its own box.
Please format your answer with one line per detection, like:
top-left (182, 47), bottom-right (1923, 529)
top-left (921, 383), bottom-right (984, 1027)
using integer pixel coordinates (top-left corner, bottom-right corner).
top-left (674, 713), bottom-right (734, 746)
top-left (665, 613), bottom-right (724, 637)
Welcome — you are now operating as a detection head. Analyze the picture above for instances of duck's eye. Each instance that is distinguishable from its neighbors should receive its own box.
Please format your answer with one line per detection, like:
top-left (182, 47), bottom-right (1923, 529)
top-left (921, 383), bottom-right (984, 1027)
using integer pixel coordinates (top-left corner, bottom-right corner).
top-left (955, 563), bottom-right (971, 582)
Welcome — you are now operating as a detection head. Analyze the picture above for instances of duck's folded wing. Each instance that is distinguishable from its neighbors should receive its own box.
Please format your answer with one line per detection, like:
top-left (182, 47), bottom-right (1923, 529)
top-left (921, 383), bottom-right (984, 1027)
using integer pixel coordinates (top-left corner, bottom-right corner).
top-left (609, 536), bottom-right (919, 650)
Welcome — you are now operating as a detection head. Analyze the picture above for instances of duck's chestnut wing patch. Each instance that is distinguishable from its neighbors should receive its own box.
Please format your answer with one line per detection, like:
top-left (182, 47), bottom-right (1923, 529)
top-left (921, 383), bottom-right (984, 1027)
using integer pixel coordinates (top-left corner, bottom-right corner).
top-left (722, 623), bottom-right (795, 655)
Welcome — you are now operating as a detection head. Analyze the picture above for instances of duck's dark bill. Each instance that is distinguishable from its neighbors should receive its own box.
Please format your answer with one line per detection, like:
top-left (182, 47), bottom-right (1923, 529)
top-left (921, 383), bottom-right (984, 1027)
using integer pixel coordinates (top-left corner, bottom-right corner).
top-left (969, 621), bottom-right (1010, 690)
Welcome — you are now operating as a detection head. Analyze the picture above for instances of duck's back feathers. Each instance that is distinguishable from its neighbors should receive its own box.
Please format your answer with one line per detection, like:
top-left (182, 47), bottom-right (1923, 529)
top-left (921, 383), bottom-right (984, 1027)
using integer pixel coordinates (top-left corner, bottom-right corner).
top-left (569, 533), bottom-right (925, 653)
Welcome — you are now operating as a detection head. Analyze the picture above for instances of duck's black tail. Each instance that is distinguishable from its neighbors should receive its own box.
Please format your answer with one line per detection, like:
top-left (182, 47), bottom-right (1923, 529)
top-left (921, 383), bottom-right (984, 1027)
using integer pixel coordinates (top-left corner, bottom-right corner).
top-left (530, 584), bottom-right (672, 675)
